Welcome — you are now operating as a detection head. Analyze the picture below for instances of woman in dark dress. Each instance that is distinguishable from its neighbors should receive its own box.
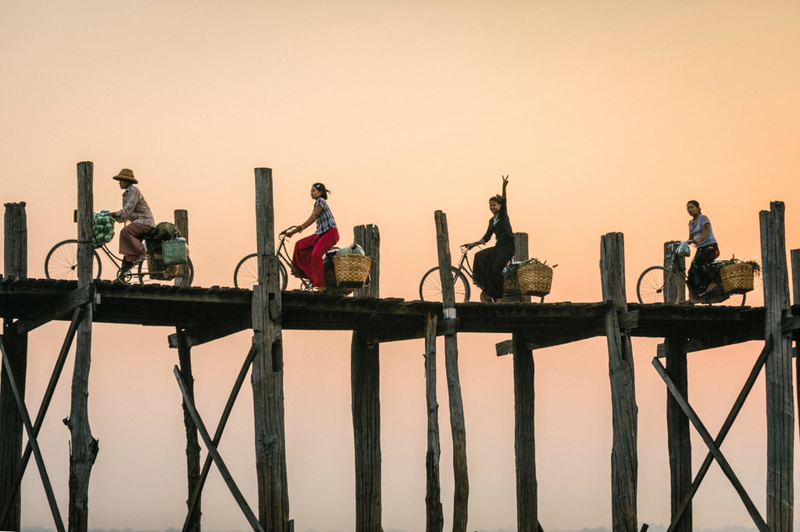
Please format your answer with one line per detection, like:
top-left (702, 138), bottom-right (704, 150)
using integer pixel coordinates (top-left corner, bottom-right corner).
top-left (686, 199), bottom-right (720, 296)
top-left (470, 175), bottom-right (515, 303)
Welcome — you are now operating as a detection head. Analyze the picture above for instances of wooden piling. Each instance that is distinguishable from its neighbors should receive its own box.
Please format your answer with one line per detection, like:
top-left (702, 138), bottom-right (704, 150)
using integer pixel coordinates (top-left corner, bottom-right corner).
top-left (600, 232), bottom-right (638, 532)
top-left (792, 249), bottom-right (800, 450)
top-left (175, 210), bottom-right (191, 289)
top-left (434, 210), bottom-right (468, 532)
top-left (663, 242), bottom-right (690, 532)
top-left (351, 224), bottom-right (382, 532)
top-left (424, 313), bottom-right (444, 532)
top-left (0, 202), bottom-right (28, 531)
top-left (759, 202), bottom-right (793, 532)
top-left (251, 168), bottom-right (289, 531)
top-left (66, 162), bottom-right (98, 532)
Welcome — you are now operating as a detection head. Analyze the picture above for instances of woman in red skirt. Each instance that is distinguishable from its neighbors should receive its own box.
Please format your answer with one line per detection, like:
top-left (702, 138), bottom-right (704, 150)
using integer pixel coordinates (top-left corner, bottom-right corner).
top-left (285, 183), bottom-right (339, 289)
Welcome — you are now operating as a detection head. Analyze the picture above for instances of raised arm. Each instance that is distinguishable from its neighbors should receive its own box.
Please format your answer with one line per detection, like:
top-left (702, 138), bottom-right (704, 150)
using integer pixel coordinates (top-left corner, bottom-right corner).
top-left (501, 175), bottom-right (509, 200)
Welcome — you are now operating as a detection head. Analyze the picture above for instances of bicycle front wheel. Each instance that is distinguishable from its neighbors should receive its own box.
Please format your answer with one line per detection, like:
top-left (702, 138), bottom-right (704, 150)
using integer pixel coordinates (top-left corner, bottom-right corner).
top-left (44, 240), bottom-right (102, 280)
top-left (637, 266), bottom-right (682, 304)
top-left (419, 266), bottom-right (471, 303)
top-left (234, 254), bottom-right (288, 291)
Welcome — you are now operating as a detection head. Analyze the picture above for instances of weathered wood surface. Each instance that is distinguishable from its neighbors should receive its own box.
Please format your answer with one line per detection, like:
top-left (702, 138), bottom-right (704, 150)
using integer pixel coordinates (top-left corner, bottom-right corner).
top-left (664, 336), bottom-right (690, 532)
top-left (176, 329), bottom-right (202, 532)
top-left (424, 313), bottom-right (444, 532)
top-left (760, 202), bottom-right (794, 532)
top-left (1, 202), bottom-right (28, 531)
top-left (251, 168), bottom-right (289, 532)
top-left (0, 308), bottom-right (82, 527)
top-left (174, 366), bottom-right (265, 532)
top-left (13, 283), bottom-right (93, 335)
top-left (664, 241), bottom-right (686, 304)
top-left (175, 210), bottom-right (191, 288)
top-left (513, 333), bottom-right (537, 531)
top-left (514, 233), bottom-right (531, 303)
top-left (793, 249), bottom-right (800, 454)
top-left (654, 356), bottom-right (769, 531)
top-left (351, 225), bottom-right (382, 532)
top-left (434, 211), bottom-right (468, 532)
top-left (600, 232), bottom-right (637, 532)
top-left (67, 161), bottom-right (98, 532)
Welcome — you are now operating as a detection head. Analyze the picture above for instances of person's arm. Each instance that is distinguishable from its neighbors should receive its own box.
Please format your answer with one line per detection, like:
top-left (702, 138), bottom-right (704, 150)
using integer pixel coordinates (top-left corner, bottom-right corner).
top-left (112, 188), bottom-right (140, 222)
top-left (286, 205), bottom-right (323, 237)
top-left (690, 223), bottom-right (709, 245)
top-left (501, 175), bottom-right (509, 200)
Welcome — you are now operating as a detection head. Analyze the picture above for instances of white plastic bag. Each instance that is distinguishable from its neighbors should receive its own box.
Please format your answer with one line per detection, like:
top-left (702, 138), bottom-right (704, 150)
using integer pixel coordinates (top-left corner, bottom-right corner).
top-left (676, 241), bottom-right (691, 257)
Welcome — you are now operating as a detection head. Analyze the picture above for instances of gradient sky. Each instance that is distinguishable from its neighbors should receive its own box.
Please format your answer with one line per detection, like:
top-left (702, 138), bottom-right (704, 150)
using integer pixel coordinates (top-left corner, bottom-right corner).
top-left (2, 1), bottom-right (800, 531)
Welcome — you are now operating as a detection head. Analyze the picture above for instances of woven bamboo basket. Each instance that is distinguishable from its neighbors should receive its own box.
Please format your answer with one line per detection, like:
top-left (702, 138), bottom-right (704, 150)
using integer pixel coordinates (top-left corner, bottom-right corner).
top-left (162, 240), bottom-right (188, 265)
top-left (517, 263), bottom-right (553, 297)
top-left (323, 268), bottom-right (354, 295)
top-left (333, 254), bottom-right (372, 288)
top-left (720, 263), bottom-right (754, 294)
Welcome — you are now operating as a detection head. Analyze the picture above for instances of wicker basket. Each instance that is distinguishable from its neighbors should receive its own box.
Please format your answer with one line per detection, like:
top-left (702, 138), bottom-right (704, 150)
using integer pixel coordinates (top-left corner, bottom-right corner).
top-left (323, 268), bottom-right (354, 295)
top-left (162, 240), bottom-right (188, 265)
top-left (333, 254), bottom-right (372, 288)
top-left (517, 263), bottom-right (553, 297)
top-left (720, 263), bottom-right (754, 294)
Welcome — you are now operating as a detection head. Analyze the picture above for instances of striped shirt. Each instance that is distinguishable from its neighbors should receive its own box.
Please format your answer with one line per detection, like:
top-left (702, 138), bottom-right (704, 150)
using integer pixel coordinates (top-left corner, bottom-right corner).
top-left (114, 185), bottom-right (155, 227)
top-left (314, 197), bottom-right (336, 235)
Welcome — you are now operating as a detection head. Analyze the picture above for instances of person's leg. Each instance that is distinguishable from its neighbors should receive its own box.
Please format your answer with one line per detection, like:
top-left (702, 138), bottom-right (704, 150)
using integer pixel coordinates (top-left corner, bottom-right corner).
top-left (308, 228), bottom-right (339, 287)
top-left (487, 243), bottom-right (515, 301)
top-left (119, 223), bottom-right (153, 262)
top-left (292, 234), bottom-right (319, 279)
top-left (473, 247), bottom-right (495, 299)
top-left (690, 245), bottom-right (718, 293)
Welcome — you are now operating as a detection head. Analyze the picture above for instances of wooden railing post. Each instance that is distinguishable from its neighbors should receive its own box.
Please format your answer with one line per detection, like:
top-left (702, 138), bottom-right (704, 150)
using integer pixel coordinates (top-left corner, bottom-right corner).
top-left (351, 224), bottom-right (382, 532)
top-left (600, 232), bottom-right (638, 532)
top-left (66, 162), bottom-right (98, 532)
top-left (664, 241), bottom-right (686, 303)
top-left (792, 249), bottom-right (800, 457)
top-left (434, 210), bottom-right (468, 532)
top-left (251, 168), bottom-right (289, 532)
top-left (760, 202), bottom-right (793, 532)
top-left (175, 210), bottom-right (190, 288)
top-left (1, 202), bottom-right (28, 530)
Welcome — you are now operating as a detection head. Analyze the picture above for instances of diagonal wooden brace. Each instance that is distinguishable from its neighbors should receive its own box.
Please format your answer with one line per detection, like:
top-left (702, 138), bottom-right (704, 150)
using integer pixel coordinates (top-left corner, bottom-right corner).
top-left (0, 336), bottom-right (66, 532)
top-left (653, 354), bottom-right (771, 532)
top-left (0, 308), bottom-right (82, 526)
top-left (173, 364), bottom-right (265, 532)
top-left (181, 344), bottom-right (258, 532)
top-left (663, 336), bottom-right (773, 532)
top-left (13, 283), bottom-right (94, 335)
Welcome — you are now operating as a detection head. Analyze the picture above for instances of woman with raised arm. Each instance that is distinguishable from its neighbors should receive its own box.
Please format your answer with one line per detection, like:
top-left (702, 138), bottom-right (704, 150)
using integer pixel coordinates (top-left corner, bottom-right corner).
top-left (686, 200), bottom-right (719, 296)
top-left (285, 183), bottom-right (339, 289)
top-left (469, 175), bottom-right (515, 303)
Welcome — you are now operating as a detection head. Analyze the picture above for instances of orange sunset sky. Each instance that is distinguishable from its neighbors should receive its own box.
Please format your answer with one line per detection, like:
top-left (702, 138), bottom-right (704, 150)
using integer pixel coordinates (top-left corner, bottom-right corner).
top-left (2, 1), bottom-right (800, 531)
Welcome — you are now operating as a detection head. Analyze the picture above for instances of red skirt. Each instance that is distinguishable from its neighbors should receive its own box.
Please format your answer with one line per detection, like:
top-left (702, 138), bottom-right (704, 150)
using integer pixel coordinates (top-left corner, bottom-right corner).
top-left (292, 228), bottom-right (339, 287)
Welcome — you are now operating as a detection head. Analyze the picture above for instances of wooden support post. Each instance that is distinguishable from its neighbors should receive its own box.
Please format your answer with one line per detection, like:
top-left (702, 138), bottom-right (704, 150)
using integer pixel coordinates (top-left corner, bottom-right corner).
top-left (600, 232), bottom-right (638, 532)
top-left (351, 225), bottom-right (382, 532)
top-left (251, 168), bottom-right (289, 532)
top-left (514, 233), bottom-right (530, 303)
top-left (513, 333), bottom-right (537, 531)
top-left (434, 210), bottom-right (468, 532)
top-left (66, 162), bottom-right (99, 532)
top-left (175, 210), bottom-right (190, 288)
top-left (424, 313), bottom-right (444, 532)
top-left (760, 202), bottom-right (794, 532)
top-left (792, 249), bottom-right (800, 451)
top-left (664, 241), bottom-right (686, 304)
top-left (1, 202), bottom-right (28, 531)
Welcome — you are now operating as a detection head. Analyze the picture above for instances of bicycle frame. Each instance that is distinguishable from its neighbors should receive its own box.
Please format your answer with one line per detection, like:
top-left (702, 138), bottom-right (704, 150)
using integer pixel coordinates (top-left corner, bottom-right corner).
top-left (276, 227), bottom-right (315, 291)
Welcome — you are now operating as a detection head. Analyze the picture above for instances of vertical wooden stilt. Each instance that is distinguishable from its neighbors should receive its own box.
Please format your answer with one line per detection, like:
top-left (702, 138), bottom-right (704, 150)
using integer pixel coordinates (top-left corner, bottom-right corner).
top-left (513, 333), bottom-right (537, 532)
top-left (351, 224), bottom-right (382, 532)
top-left (424, 313), bottom-right (444, 532)
top-left (792, 249), bottom-right (800, 457)
top-left (663, 241), bottom-right (690, 531)
top-left (175, 210), bottom-right (191, 289)
top-left (251, 168), bottom-right (289, 532)
top-left (514, 233), bottom-right (530, 303)
top-left (434, 211), bottom-right (468, 532)
top-left (1, 202), bottom-right (28, 531)
top-left (760, 202), bottom-right (794, 532)
top-left (67, 162), bottom-right (98, 532)
top-left (600, 232), bottom-right (638, 532)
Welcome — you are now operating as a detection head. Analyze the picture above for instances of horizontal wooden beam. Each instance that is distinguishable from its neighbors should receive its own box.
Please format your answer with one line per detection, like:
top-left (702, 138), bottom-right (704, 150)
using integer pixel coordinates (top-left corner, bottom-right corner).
top-left (781, 314), bottom-right (800, 333)
top-left (168, 315), bottom-right (252, 349)
top-left (13, 283), bottom-right (94, 335)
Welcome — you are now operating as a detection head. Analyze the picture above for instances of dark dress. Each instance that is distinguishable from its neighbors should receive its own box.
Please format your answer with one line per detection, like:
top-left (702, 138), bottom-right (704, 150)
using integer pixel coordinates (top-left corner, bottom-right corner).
top-left (473, 198), bottom-right (515, 300)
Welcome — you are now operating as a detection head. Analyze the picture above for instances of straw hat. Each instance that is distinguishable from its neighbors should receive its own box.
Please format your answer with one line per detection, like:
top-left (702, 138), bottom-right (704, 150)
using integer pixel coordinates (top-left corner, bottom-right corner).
top-left (112, 168), bottom-right (138, 184)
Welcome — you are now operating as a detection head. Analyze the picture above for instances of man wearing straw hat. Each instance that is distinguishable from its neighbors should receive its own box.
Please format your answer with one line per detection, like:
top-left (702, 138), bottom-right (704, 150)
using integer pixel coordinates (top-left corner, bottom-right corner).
top-left (108, 168), bottom-right (156, 280)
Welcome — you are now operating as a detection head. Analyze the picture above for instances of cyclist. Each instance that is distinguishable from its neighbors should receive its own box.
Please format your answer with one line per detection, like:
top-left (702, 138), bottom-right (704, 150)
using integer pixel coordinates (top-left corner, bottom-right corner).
top-left (285, 183), bottom-right (339, 290)
top-left (468, 175), bottom-right (514, 303)
top-left (686, 199), bottom-right (719, 297)
top-left (107, 168), bottom-right (156, 281)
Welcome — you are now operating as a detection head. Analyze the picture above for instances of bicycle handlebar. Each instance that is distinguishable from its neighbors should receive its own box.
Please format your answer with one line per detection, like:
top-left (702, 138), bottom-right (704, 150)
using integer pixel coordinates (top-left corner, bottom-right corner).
top-left (279, 226), bottom-right (299, 237)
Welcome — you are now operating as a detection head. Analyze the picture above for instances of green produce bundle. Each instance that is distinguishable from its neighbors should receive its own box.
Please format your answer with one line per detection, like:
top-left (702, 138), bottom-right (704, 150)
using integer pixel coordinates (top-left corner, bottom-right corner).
top-left (92, 211), bottom-right (115, 245)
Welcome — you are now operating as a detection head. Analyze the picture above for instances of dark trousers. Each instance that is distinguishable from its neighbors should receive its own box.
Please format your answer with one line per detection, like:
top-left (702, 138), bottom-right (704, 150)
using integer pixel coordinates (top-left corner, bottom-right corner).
top-left (473, 242), bottom-right (515, 300)
top-left (688, 243), bottom-right (720, 293)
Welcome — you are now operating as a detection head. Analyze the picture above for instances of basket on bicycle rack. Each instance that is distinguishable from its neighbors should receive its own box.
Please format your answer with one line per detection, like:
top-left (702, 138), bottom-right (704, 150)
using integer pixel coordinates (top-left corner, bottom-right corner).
top-left (333, 254), bottom-right (372, 288)
top-left (162, 239), bottom-right (188, 265)
top-left (517, 263), bottom-right (553, 297)
top-left (720, 263), bottom-right (754, 294)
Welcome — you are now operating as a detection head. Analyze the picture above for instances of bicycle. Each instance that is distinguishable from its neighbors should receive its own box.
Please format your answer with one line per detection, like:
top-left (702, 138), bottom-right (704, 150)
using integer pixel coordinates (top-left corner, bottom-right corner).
top-left (636, 242), bottom-right (744, 306)
top-left (418, 242), bottom-right (541, 303)
top-left (233, 226), bottom-right (306, 291)
top-left (45, 235), bottom-right (194, 286)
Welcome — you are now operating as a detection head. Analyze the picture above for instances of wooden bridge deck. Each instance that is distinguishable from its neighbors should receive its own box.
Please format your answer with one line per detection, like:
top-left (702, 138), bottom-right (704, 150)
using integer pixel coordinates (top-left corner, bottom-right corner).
top-left (1, 275), bottom-right (775, 351)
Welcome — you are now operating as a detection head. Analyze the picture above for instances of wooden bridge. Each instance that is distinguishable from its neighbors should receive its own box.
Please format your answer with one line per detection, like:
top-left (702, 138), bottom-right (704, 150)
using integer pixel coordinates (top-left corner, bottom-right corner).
top-left (1, 162), bottom-right (798, 532)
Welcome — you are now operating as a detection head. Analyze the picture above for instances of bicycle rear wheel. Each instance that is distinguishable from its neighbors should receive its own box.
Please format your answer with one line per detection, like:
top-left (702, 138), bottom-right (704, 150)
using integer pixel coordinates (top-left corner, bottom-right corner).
top-left (44, 239), bottom-right (102, 280)
top-left (419, 266), bottom-right (471, 303)
top-left (233, 254), bottom-right (288, 290)
top-left (134, 257), bottom-right (194, 286)
top-left (637, 266), bottom-right (682, 304)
